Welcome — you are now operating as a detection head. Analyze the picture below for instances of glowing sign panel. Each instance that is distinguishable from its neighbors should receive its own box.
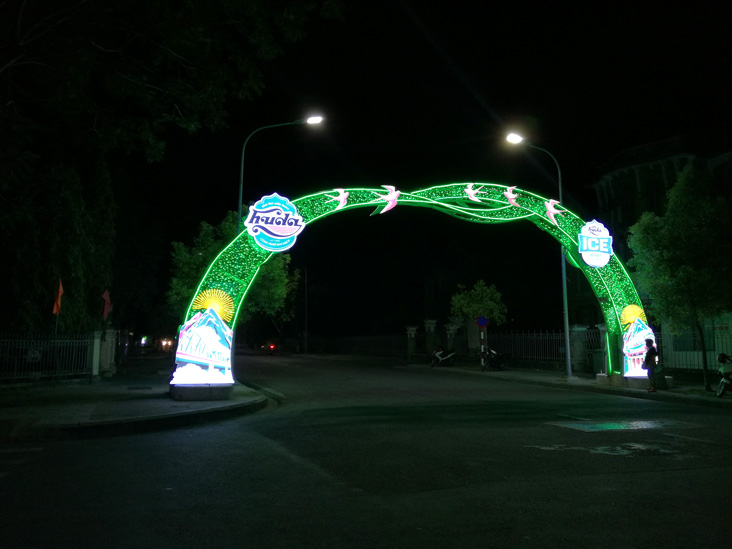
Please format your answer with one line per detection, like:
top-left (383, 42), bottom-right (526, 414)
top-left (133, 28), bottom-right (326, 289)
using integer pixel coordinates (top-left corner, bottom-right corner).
top-left (172, 308), bottom-right (234, 385)
top-left (623, 317), bottom-right (655, 377)
top-left (578, 220), bottom-right (613, 268)
top-left (244, 193), bottom-right (305, 252)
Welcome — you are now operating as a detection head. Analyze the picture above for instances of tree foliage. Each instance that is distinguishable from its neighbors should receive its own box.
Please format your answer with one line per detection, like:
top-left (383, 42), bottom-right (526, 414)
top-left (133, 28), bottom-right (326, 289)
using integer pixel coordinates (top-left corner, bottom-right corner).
top-left (450, 280), bottom-right (507, 326)
top-left (628, 163), bottom-right (732, 389)
top-left (0, 157), bottom-right (116, 333)
top-left (244, 255), bottom-right (300, 323)
top-left (167, 210), bottom-right (299, 332)
top-left (1, 0), bottom-right (341, 161)
top-left (0, 0), bottom-right (340, 333)
top-left (167, 211), bottom-right (239, 320)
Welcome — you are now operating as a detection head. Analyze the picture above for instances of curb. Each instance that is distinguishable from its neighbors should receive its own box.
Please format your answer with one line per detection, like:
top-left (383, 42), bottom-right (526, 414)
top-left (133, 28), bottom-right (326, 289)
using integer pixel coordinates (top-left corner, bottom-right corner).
top-left (9, 395), bottom-right (270, 441)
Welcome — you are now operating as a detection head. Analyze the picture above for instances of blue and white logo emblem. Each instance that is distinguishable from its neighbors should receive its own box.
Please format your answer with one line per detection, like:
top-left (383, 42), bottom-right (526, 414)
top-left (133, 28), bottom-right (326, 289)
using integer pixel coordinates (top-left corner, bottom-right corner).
top-left (244, 193), bottom-right (305, 252)
top-left (578, 220), bottom-right (613, 268)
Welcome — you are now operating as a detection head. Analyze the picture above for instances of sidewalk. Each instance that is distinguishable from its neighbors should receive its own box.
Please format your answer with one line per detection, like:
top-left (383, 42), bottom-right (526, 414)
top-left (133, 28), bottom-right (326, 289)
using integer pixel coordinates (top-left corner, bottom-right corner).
top-left (1, 355), bottom-right (730, 442)
top-left (411, 360), bottom-right (732, 409)
top-left (0, 355), bottom-right (268, 442)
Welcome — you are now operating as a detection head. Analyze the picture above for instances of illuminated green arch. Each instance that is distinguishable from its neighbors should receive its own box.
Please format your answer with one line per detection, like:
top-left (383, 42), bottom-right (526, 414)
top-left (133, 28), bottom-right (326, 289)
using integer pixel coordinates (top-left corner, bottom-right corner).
top-left (184, 182), bottom-right (647, 372)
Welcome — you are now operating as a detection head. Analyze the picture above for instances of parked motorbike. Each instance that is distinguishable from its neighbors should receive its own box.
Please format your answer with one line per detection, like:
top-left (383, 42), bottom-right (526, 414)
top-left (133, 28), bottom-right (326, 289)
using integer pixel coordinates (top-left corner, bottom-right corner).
top-left (431, 347), bottom-right (455, 367)
top-left (482, 347), bottom-right (509, 372)
top-left (717, 352), bottom-right (732, 398)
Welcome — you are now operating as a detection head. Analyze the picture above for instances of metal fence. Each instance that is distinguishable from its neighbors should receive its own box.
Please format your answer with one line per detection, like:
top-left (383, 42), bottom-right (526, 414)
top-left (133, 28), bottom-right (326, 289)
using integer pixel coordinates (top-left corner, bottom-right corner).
top-left (485, 329), bottom-right (732, 371)
top-left (656, 331), bottom-right (731, 371)
top-left (277, 326), bottom-right (732, 373)
top-left (290, 330), bottom-right (588, 364)
top-left (485, 330), bottom-right (566, 362)
top-left (0, 333), bottom-right (94, 383)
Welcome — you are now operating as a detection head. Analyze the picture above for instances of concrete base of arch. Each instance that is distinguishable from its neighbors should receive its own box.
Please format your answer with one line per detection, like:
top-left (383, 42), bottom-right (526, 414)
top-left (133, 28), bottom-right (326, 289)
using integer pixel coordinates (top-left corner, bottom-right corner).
top-left (596, 373), bottom-right (674, 389)
top-left (170, 383), bottom-right (234, 401)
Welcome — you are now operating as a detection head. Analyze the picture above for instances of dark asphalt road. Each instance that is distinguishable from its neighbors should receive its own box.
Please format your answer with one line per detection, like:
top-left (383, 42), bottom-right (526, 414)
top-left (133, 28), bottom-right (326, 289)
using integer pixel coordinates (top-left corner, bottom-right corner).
top-left (2, 354), bottom-right (732, 548)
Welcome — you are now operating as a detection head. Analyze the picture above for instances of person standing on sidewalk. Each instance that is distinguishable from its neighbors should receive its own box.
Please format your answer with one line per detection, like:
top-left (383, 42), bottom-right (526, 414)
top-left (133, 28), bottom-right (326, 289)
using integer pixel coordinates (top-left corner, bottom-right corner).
top-left (644, 339), bottom-right (659, 392)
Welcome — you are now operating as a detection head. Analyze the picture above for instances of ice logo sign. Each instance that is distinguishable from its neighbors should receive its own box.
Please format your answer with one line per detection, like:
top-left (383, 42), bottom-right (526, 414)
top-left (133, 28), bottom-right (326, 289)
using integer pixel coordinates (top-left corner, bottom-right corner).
top-left (244, 193), bottom-right (305, 252)
top-left (578, 220), bottom-right (613, 268)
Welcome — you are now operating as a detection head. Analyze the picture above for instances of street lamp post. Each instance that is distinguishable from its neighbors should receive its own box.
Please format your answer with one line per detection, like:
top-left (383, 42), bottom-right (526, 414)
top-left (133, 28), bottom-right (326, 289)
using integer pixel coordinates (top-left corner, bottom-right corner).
top-left (506, 132), bottom-right (573, 379)
top-left (237, 115), bottom-right (323, 232)
top-left (232, 115), bottom-right (322, 363)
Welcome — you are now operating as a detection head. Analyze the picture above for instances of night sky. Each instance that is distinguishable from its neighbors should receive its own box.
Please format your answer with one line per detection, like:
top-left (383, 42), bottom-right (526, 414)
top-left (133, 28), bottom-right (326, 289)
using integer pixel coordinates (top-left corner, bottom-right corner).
top-left (149, 1), bottom-right (731, 335)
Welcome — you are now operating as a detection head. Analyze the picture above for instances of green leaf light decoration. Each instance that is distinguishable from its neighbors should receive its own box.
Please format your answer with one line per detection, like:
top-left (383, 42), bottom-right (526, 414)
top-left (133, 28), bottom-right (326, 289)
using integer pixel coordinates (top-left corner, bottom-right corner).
top-left (181, 183), bottom-right (648, 376)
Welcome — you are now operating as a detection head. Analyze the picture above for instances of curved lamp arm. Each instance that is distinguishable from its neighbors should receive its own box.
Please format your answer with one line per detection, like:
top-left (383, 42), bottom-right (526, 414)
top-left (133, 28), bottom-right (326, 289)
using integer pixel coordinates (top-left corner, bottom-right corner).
top-left (237, 116), bottom-right (323, 232)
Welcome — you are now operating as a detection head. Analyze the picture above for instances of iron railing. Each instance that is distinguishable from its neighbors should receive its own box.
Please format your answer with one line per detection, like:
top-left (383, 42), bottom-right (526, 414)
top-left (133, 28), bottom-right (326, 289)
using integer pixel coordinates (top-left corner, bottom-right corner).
top-left (441, 328), bottom-right (723, 372)
top-left (656, 331), bottom-right (731, 371)
top-left (485, 329), bottom-right (732, 371)
top-left (273, 328), bottom-right (732, 373)
top-left (0, 333), bottom-right (93, 383)
top-left (485, 330), bottom-right (566, 362)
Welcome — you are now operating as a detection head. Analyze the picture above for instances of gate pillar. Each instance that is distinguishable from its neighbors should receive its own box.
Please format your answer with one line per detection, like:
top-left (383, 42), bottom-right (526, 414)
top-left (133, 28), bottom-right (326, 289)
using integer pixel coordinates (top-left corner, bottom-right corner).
top-left (406, 326), bottom-right (418, 360)
top-left (424, 319), bottom-right (438, 353)
top-left (445, 323), bottom-right (459, 353)
top-left (570, 324), bottom-right (589, 373)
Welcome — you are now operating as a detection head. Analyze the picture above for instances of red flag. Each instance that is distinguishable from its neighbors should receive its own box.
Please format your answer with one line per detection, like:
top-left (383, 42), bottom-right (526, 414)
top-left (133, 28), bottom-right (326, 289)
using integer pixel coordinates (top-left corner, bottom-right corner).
top-left (52, 279), bottom-right (64, 315)
top-left (102, 290), bottom-right (112, 320)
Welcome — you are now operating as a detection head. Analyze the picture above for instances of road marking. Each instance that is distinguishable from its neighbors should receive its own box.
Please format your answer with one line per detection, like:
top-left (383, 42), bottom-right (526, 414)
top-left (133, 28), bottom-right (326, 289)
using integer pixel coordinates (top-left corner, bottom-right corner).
top-left (547, 419), bottom-right (697, 432)
top-left (264, 437), bottom-right (340, 484)
top-left (556, 414), bottom-right (591, 421)
top-left (525, 442), bottom-right (697, 459)
top-left (243, 382), bottom-right (287, 402)
top-left (663, 433), bottom-right (714, 444)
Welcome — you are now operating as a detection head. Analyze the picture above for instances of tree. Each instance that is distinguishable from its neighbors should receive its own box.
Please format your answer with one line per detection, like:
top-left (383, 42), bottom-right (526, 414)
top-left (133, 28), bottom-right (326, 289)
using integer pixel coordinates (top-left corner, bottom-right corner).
top-left (0, 0), bottom-right (341, 332)
top-left (167, 210), bottom-right (299, 335)
top-left (0, 157), bottom-right (115, 333)
top-left (167, 211), bottom-right (239, 321)
top-left (450, 280), bottom-right (508, 326)
top-left (243, 254), bottom-right (301, 336)
top-left (1, 0), bottom-right (342, 161)
top-left (628, 164), bottom-right (732, 391)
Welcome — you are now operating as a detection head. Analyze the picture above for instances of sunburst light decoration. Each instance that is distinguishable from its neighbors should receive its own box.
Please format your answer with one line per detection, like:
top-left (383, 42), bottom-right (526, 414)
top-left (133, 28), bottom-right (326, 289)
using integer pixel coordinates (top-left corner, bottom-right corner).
top-left (620, 304), bottom-right (646, 329)
top-left (192, 289), bottom-right (235, 323)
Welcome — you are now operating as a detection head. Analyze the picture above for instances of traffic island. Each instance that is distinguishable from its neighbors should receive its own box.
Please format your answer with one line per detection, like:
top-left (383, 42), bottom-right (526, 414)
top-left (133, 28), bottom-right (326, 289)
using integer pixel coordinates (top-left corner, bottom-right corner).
top-left (595, 373), bottom-right (674, 389)
top-left (169, 384), bottom-right (234, 401)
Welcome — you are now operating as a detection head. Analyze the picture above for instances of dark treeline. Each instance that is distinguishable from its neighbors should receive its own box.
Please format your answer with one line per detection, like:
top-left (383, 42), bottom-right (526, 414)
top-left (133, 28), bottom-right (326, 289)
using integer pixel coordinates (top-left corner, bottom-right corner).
top-left (0, 0), bottom-right (341, 333)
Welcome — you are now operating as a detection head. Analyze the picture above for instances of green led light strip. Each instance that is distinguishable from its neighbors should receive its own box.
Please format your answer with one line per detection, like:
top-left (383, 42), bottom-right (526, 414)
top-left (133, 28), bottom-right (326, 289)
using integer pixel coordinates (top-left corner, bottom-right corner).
top-left (182, 183), bottom-right (646, 343)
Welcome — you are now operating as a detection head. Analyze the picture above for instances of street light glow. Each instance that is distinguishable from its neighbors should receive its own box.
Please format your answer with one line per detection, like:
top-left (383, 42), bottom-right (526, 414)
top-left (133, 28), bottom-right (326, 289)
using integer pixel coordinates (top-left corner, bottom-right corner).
top-left (237, 114), bottom-right (325, 234)
top-left (503, 129), bottom-right (573, 379)
top-left (506, 132), bottom-right (524, 144)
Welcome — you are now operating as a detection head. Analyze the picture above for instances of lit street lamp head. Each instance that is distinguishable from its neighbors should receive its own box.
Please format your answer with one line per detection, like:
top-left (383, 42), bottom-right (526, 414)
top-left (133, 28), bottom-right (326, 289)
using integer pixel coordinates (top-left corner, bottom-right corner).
top-left (238, 114), bottom-right (325, 233)
top-left (506, 132), bottom-right (525, 145)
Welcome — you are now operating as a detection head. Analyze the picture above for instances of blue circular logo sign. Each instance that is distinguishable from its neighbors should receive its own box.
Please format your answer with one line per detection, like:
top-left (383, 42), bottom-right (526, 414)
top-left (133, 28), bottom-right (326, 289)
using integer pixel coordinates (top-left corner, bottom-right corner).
top-left (244, 193), bottom-right (305, 252)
